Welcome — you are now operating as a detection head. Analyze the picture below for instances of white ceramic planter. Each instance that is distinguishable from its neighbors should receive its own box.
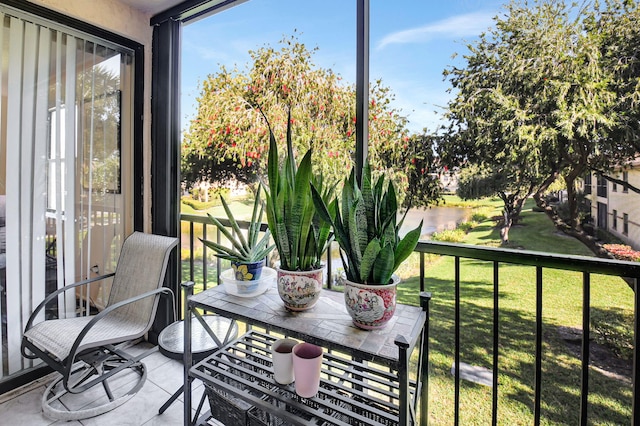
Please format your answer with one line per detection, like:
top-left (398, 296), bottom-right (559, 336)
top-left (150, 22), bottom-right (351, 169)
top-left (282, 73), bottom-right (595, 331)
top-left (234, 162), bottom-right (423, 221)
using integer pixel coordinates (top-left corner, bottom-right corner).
top-left (343, 274), bottom-right (401, 329)
top-left (276, 267), bottom-right (323, 311)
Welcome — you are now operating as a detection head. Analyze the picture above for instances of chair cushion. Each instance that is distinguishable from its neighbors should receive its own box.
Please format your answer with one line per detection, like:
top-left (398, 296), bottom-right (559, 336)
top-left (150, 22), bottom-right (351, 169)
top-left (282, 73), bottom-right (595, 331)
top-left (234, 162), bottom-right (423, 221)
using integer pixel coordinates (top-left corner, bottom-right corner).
top-left (23, 314), bottom-right (148, 362)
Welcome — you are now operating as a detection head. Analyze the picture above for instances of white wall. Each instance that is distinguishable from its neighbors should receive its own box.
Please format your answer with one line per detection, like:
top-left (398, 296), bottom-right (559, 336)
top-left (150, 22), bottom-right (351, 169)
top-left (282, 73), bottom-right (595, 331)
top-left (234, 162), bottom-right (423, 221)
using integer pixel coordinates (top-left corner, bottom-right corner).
top-left (606, 167), bottom-right (640, 249)
top-left (590, 163), bottom-right (640, 250)
top-left (27, 0), bottom-right (154, 230)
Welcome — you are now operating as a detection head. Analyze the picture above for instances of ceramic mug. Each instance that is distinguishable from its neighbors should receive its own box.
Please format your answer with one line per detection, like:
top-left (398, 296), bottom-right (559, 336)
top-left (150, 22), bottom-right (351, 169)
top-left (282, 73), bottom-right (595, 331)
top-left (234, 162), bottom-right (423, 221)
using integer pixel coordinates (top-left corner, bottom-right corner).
top-left (292, 342), bottom-right (323, 398)
top-left (271, 338), bottom-right (298, 384)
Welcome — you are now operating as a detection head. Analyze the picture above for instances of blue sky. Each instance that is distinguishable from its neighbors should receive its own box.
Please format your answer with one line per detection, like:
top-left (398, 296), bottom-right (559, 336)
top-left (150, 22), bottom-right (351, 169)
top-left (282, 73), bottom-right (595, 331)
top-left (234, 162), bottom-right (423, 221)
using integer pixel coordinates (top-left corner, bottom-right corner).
top-left (181, 0), bottom-right (506, 134)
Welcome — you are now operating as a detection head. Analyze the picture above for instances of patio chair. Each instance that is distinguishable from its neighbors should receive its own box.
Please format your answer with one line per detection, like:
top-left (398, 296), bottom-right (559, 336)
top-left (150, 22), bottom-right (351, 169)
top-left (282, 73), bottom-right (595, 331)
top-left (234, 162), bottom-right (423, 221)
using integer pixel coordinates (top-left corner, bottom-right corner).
top-left (21, 231), bottom-right (179, 420)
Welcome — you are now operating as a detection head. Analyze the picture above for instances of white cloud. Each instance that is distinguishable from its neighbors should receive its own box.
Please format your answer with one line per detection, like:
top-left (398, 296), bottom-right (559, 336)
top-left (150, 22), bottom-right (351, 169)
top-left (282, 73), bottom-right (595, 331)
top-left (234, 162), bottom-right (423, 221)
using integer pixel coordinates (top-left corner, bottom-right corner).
top-left (377, 11), bottom-right (495, 50)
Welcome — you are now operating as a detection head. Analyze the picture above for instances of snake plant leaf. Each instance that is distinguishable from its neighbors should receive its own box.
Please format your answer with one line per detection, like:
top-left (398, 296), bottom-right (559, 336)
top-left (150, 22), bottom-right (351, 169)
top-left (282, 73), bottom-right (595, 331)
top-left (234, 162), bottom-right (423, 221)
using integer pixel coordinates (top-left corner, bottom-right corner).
top-left (247, 186), bottom-right (263, 247)
top-left (310, 188), bottom-right (334, 254)
top-left (289, 149), bottom-right (313, 269)
top-left (201, 239), bottom-right (244, 260)
top-left (372, 243), bottom-right (395, 284)
top-left (285, 108), bottom-right (296, 182)
top-left (200, 187), bottom-right (275, 264)
top-left (220, 196), bottom-right (249, 254)
top-left (347, 199), bottom-right (363, 272)
top-left (253, 230), bottom-right (275, 260)
top-left (204, 212), bottom-right (248, 257)
top-left (265, 119), bottom-right (279, 196)
top-left (360, 239), bottom-right (381, 283)
top-left (341, 171), bottom-right (354, 234)
top-left (302, 228), bottom-right (317, 271)
top-left (310, 184), bottom-right (333, 225)
top-left (361, 161), bottom-right (375, 240)
top-left (394, 221), bottom-right (423, 271)
top-left (274, 188), bottom-right (291, 269)
top-left (373, 175), bottom-right (385, 232)
top-left (316, 157), bottom-right (422, 285)
top-left (339, 249), bottom-right (356, 282)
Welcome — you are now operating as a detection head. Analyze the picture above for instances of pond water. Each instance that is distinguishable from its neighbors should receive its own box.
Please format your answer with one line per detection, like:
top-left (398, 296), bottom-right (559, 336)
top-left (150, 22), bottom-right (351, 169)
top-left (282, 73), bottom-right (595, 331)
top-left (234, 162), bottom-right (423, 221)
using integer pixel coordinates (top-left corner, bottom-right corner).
top-left (401, 206), bottom-right (471, 238)
top-left (182, 206), bottom-right (471, 283)
top-left (183, 206), bottom-right (470, 247)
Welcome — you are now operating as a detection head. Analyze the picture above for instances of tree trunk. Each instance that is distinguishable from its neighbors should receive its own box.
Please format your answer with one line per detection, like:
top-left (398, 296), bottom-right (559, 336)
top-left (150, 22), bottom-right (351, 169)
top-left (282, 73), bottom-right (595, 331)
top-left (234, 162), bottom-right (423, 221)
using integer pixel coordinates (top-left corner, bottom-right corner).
top-left (498, 192), bottom-right (517, 245)
top-left (564, 168), bottom-right (582, 231)
top-left (501, 208), bottom-right (512, 245)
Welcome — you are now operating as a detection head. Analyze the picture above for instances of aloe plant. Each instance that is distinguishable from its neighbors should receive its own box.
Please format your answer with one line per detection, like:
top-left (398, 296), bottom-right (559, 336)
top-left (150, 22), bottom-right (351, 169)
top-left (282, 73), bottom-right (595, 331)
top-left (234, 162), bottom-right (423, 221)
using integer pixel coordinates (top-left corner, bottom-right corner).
top-left (200, 185), bottom-right (275, 263)
top-left (262, 109), bottom-right (333, 271)
top-left (312, 161), bottom-right (423, 285)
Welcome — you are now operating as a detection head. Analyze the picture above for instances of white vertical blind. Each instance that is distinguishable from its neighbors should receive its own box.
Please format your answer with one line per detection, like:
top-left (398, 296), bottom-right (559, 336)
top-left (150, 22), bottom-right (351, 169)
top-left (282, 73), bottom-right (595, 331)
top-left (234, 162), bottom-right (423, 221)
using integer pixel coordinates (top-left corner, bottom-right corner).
top-left (64, 35), bottom-right (77, 316)
top-left (0, 10), bottom-right (133, 382)
top-left (6, 15), bottom-right (26, 375)
top-left (33, 20), bottom-right (51, 329)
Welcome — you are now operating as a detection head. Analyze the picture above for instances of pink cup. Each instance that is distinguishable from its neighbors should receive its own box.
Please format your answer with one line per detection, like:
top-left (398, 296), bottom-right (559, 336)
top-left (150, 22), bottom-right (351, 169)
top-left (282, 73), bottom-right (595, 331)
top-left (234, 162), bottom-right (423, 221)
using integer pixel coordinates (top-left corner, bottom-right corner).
top-left (292, 342), bottom-right (323, 398)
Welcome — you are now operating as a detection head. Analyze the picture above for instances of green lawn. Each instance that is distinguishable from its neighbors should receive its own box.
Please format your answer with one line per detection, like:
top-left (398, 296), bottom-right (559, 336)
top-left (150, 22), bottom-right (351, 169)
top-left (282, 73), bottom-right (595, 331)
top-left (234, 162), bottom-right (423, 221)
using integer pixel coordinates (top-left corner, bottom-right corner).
top-left (180, 195), bottom-right (634, 424)
top-left (397, 200), bottom-right (634, 425)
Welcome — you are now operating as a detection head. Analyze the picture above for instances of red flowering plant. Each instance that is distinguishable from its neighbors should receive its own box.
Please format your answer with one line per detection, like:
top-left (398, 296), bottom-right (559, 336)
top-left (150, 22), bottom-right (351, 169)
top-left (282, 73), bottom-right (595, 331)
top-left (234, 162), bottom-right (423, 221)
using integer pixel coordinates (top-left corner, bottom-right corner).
top-left (180, 34), bottom-right (432, 207)
top-left (603, 244), bottom-right (640, 262)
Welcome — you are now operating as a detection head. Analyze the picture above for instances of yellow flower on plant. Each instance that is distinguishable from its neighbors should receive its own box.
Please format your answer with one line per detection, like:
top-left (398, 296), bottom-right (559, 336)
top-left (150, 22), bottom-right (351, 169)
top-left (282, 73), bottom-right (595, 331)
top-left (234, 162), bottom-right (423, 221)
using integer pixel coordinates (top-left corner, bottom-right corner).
top-left (232, 263), bottom-right (253, 281)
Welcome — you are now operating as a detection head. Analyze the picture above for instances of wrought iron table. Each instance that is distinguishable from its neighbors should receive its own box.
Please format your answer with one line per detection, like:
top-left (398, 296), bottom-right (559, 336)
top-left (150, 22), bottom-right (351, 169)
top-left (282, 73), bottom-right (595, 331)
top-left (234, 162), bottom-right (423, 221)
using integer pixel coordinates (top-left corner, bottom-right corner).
top-left (182, 282), bottom-right (430, 425)
top-left (157, 314), bottom-right (238, 414)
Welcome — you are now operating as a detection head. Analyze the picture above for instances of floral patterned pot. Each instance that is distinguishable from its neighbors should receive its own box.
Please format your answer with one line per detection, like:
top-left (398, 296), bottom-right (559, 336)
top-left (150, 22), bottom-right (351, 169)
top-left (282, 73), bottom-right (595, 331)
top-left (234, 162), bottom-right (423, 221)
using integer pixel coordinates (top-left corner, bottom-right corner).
top-left (276, 267), bottom-right (323, 311)
top-left (343, 275), bottom-right (400, 330)
top-left (231, 259), bottom-right (266, 281)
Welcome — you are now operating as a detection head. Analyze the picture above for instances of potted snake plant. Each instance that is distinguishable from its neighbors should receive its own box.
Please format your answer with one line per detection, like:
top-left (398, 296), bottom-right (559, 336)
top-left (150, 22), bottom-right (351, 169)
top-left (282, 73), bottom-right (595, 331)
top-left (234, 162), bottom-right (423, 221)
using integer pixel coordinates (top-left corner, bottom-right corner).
top-left (201, 186), bottom-right (276, 295)
top-left (312, 160), bottom-right (422, 329)
top-left (262, 109), bottom-right (334, 311)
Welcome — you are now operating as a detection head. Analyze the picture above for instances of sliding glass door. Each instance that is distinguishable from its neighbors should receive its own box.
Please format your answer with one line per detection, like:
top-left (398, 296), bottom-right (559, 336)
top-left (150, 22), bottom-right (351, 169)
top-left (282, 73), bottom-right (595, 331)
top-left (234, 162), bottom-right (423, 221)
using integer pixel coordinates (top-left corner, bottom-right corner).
top-left (0, 7), bottom-right (135, 384)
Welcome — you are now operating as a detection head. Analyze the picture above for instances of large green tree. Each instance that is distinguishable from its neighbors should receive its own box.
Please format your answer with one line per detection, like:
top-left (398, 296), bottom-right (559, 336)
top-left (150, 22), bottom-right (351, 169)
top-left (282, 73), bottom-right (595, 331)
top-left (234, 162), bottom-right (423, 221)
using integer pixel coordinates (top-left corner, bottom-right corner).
top-left (182, 34), bottom-right (440, 208)
top-left (441, 0), bottom-right (640, 245)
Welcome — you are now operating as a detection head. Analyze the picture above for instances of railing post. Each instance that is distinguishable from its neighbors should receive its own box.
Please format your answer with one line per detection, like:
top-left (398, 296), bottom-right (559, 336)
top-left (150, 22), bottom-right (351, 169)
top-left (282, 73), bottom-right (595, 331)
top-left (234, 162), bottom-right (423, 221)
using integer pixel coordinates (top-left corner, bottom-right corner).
top-left (395, 334), bottom-right (410, 426)
top-left (420, 292), bottom-right (431, 426)
top-left (326, 240), bottom-right (333, 289)
top-left (492, 261), bottom-right (499, 426)
top-left (182, 281), bottom-right (194, 426)
top-left (454, 256), bottom-right (460, 426)
top-left (633, 277), bottom-right (639, 425)
top-left (580, 272), bottom-right (591, 425)
top-left (420, 252), bottom-right (425, 292)
top-left (534, 266), bottom-right (543, 426)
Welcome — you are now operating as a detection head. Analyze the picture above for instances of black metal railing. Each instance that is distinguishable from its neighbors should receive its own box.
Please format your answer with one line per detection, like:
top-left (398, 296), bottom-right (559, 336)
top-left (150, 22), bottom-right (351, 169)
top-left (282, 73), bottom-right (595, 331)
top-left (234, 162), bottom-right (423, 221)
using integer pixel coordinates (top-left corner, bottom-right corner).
top-left (180, 214), bottom-right (640, 425)
top-left (414, 241), bottom-right (640, 426)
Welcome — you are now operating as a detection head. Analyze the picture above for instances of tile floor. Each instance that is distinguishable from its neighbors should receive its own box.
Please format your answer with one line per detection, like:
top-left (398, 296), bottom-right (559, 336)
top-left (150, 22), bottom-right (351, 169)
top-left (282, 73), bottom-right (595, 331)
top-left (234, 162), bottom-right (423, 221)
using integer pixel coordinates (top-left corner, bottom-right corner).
top-left (0, 342), bottom-right (213, 426)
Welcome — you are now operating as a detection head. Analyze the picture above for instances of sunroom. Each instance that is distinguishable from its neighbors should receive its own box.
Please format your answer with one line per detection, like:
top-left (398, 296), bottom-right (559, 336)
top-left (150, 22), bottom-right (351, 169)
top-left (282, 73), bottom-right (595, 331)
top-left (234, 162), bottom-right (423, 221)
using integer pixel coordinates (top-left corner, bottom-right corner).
top-left (0, 0), bottom-right (638, 425)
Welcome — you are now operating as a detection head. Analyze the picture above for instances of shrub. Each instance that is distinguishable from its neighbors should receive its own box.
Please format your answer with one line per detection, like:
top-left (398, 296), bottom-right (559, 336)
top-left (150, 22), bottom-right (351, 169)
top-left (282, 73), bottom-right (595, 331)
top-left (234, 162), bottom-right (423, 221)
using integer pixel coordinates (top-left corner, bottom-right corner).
top-left (470, 206), bottom-right (492, 222)
top-left (457, 221), bottom-right (477, 233)
top-left (182, 188), bottom-right (231, 210)
top-left (591, 307), bottom-right (634, 360)
top-left (431, 228), bottom-right (466, 243)
top-left (602, 244), bottom-right (640, 261)
top-left (471, 212), bottom-right (487, 222)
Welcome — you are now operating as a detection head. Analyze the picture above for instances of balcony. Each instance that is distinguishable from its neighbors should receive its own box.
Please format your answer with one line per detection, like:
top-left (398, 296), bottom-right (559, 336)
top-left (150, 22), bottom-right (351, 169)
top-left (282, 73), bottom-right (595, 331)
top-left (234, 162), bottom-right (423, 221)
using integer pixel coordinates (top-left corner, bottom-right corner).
top-left (1, 212), bottom-right (639, 425)
top-left (179, 214), bottom-right (640, 424)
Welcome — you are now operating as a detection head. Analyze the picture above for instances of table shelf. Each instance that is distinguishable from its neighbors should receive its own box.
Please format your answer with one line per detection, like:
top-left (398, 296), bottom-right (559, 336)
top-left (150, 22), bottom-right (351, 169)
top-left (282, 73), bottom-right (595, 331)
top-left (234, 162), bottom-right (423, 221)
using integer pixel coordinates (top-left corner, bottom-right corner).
top-left (192, 330), bottom-right (414, 426)
top-left (183, 284), bottom-right (430, 425)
